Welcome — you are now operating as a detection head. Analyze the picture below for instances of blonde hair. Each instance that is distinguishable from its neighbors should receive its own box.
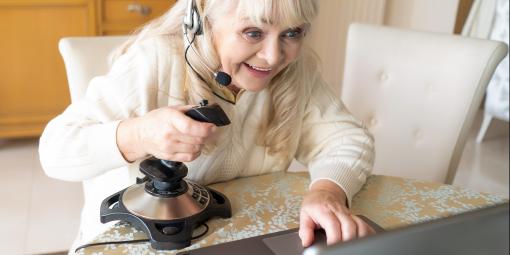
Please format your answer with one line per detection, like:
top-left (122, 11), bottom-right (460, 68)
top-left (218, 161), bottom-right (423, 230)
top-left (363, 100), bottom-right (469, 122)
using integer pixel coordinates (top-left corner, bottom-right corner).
top-left (117, 0), bottom-right (320, 158)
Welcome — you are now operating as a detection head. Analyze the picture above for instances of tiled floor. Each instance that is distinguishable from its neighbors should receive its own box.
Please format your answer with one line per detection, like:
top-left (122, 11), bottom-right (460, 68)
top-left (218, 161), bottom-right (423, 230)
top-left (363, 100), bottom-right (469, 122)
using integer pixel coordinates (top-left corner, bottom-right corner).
top-left (0, 139), bottom-right (83, 255)
top-left (0, 111), bottom-right (508, 255)
top-left (453, 113), bottom-right (509, 197)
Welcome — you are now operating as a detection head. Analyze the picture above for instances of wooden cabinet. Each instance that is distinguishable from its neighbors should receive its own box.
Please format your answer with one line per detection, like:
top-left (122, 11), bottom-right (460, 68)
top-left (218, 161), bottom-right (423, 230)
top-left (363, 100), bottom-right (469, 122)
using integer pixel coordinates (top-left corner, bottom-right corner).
top-left (0, 0), bottom-right (175, 138)
top-left (97, 0), bottom-right (176, 35)
top-left (0, 0), bottom-right (96, 138)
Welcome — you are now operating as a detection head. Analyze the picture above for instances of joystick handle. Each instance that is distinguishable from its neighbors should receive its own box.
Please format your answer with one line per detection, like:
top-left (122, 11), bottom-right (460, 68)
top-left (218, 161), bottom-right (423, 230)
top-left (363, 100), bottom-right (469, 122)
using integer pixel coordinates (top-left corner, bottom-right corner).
top-left (140, 159), bottom-right (187, 182)
top-left (158, 100), bottom-right (231, 179)
top-left (184, 100), bottom-right (230, 126)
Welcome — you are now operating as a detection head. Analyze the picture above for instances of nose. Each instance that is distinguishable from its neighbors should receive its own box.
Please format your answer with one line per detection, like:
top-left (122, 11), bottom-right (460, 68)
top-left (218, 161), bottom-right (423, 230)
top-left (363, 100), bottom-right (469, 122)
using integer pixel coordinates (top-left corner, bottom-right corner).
top-left (257, 36), bottom-right (283, 66)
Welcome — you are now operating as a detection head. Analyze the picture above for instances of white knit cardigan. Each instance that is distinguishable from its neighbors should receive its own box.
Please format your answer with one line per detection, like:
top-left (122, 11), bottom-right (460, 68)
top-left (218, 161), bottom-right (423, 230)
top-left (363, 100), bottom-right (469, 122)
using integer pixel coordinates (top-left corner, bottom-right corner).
top-left (39, 36), bottom-right (374, 244)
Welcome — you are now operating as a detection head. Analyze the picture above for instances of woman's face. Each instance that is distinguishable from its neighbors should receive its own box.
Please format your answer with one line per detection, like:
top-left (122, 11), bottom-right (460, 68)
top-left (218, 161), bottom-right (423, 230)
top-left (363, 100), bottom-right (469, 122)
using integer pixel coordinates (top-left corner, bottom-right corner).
top-left (212, 13), bottom-right (306, 92)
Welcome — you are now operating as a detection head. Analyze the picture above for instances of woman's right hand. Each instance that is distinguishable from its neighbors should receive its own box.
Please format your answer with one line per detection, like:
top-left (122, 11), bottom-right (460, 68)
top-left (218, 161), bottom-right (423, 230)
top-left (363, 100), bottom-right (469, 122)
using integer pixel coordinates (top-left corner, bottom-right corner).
top-left (116, 105), bottom-right (218, 162)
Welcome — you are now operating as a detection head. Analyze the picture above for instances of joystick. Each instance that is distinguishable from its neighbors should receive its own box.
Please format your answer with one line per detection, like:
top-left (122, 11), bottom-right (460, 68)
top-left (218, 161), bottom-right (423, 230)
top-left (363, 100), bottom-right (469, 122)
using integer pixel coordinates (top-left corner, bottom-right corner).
top-left (100, 100), bottom-right (232, 250)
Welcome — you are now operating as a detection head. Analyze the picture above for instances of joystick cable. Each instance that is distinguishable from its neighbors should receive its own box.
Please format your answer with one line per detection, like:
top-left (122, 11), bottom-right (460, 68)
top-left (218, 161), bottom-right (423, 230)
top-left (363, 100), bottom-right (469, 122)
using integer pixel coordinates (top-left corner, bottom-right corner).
top-left (74, 223), bottom-right (209, 253)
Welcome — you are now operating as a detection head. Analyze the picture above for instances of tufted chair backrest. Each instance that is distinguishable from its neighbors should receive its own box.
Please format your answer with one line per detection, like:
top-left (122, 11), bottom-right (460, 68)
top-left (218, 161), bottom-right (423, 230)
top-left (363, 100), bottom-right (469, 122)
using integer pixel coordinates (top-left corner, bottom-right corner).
top-left (58, 36), bottom-right (130, 103)
top-left (341, 23), bottom-right (508, 184)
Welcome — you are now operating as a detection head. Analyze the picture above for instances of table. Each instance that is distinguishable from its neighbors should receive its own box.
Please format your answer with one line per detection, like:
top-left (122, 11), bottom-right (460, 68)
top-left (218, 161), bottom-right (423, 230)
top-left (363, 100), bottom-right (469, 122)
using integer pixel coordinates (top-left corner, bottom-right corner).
top-left (78, 172), bottom-right (507, 254)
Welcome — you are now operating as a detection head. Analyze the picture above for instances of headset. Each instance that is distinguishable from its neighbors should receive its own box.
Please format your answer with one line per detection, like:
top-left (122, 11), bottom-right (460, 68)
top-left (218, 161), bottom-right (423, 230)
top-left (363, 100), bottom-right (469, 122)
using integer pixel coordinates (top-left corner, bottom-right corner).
top-left (183, 0), bottom-right (202, 35)
top-left (183, 0), bottom-right (232, 87)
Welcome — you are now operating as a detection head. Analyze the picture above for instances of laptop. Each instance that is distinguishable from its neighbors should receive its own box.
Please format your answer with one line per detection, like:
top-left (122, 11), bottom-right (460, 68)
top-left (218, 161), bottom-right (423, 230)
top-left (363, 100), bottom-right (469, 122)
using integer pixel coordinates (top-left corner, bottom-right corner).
top-left (177, 215), bottom-right (383, 255)
top-left (311, 202), bottom-right (509, 255)
top-left (178, 203), bottom-right (509, 255)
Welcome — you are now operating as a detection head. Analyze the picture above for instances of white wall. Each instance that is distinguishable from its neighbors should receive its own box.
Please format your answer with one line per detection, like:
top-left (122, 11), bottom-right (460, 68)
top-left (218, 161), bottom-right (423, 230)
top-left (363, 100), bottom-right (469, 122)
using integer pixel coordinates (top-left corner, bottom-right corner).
top-left (385, 0), bottom-right (460, 33)
top-left (308, 0), bottom-right (386, 95)
top-left (308, 0), bottom-right (461, 94)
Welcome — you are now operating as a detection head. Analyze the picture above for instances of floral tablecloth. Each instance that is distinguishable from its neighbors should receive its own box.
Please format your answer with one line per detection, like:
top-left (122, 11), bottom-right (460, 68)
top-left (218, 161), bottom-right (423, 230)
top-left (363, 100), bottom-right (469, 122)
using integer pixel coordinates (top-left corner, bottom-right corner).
top-left (78, 172), bottom-right (507, 254)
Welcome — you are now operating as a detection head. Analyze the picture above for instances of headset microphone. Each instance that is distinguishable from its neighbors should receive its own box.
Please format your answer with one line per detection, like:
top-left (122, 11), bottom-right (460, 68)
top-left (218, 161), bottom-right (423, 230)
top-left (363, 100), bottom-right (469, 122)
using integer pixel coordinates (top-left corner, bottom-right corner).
top-left (185, 40), bottom-right (232, 86)
top-left (214, 71), bottom-right (231, 86)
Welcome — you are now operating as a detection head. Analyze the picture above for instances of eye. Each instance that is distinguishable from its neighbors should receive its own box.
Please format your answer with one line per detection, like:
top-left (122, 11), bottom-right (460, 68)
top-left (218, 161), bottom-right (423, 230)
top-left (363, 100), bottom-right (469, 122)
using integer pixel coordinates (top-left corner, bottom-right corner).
top-left (243, 29), bottom-right (264, 42)
top-left (282, 28), bottom-right (304, 39)
top-left (246, 31), bottom-right (262, 38)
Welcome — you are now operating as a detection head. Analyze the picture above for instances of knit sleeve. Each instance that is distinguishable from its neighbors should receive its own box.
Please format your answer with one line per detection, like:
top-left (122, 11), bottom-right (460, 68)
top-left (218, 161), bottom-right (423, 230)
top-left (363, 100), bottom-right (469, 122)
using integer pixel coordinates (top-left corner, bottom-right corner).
top-left (294, 78), bottom-right (375, 207)
top-left (39, 37), bottom-right (165, 181)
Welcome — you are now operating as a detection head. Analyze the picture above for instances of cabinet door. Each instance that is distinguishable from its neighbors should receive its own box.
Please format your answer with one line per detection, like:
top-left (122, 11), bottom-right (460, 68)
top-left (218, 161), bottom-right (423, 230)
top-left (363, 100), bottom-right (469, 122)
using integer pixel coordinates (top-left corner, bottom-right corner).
top-left (0, 0), bottom-right (96, 138)
top-left (98, 0), bottom-right (176, 35)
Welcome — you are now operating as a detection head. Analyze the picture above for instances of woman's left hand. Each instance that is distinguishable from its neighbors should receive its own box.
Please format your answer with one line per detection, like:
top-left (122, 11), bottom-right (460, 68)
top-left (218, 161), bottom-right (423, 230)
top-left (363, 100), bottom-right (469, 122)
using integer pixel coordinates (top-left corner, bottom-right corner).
top-left (299, 180), bottom-right (376, 247)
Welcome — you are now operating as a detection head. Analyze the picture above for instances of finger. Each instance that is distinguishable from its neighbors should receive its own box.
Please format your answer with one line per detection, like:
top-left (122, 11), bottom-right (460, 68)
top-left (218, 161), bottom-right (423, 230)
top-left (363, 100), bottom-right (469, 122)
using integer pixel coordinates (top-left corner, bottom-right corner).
top-left (173, 104), bottom-right (218, 130)
top-left (173, 105), bottom-right (196, 112)
top-left (170, 111), bottom-right (217, 137)
top-left (352, 215), bottom-right (376, 237)
top-left (164, 124), bottom-right (207, 145)
top-left (354, 215), bottom-right (377, 237)
top-left (299, 210), bottom-right (317, 247)
top-left (336, 212), bottom-right (358, 242)
top-left (148, 132), bottom-right (202, 155)
top-left (157, 151), bottom-right (201, 162)
top-left (174, 134), bottom-right (206, 145)
top-left (161, 142), bottom-right (202, 155)
top-left (320, 211), bottom-right (342, 245)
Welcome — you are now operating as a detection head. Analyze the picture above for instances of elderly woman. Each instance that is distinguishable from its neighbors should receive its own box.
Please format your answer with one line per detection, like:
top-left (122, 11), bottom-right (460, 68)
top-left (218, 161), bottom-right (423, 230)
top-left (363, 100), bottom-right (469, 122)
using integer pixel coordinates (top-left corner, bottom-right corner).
top-left (39, 0), bottom-right (375, 249)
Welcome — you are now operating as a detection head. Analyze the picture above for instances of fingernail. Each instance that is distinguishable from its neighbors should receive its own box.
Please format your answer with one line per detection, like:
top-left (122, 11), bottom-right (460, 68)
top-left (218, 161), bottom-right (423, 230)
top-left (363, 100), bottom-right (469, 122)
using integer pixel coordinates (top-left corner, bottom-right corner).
top-left (300, 237), bottom-right (309, 247)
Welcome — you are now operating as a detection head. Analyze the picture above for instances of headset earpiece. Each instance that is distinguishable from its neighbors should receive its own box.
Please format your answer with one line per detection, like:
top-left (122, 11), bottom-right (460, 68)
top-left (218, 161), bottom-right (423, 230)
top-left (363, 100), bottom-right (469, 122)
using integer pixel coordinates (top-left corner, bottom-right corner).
top-left (184, 0), bottom-right (202, 35)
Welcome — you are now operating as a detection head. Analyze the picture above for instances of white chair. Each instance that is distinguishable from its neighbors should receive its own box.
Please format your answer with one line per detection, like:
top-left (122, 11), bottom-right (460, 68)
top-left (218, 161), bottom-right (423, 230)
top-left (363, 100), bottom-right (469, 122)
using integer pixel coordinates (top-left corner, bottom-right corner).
top-left (341, 23), bottom-right (508, 184)
top-left (58, 36), bottom-right (130, 249)
top-left (58, 36), bottom-right (130, 102)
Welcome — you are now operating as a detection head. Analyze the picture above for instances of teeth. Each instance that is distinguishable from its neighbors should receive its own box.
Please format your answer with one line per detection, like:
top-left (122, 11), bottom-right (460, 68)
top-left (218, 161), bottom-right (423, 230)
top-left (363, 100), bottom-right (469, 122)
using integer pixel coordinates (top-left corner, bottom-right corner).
top-left (248, 63), bottom-right (271, 72)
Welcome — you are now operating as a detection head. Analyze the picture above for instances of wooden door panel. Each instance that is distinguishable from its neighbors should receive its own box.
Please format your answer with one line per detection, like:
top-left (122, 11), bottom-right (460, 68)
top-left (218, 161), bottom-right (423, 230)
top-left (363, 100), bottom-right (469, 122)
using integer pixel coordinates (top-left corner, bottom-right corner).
top-left (0, 1), bottom-right (95, 137)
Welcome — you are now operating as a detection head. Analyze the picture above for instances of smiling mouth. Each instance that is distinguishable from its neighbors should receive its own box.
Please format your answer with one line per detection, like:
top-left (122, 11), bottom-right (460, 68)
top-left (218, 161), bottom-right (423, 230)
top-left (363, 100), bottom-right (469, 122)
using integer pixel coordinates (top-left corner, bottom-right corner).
top-left (245, 63), bottom-right (272, 72)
